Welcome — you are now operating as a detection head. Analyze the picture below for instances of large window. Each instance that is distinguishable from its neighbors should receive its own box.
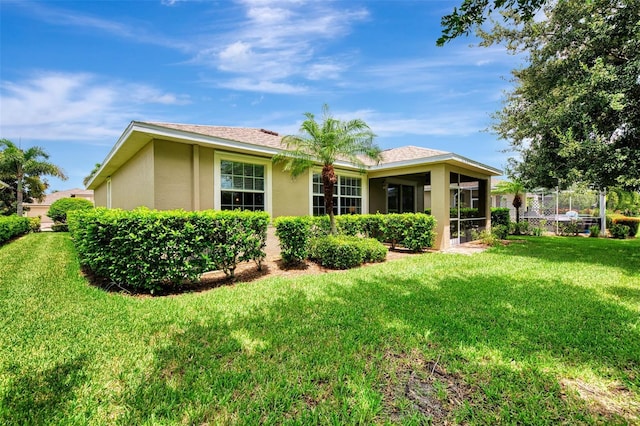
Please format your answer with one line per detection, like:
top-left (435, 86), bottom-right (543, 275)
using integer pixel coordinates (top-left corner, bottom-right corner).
top-left (312, 173), bottom-right (362, 215)
top-left (220, 160), bottom-right (265, 211)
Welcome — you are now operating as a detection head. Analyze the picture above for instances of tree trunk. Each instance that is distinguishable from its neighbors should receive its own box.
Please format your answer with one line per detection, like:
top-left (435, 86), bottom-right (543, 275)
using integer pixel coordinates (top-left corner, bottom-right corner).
top-left (513, 194), bottom-right (522, 235)
top-left (16, 166), bottom-right (24, 217)
top-left (322, 164), bottom-right (338, 235)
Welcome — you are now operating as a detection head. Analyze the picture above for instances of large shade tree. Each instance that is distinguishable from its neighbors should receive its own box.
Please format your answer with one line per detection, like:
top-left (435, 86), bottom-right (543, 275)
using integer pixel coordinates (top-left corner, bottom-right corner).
top-left (483, 0), bottom-right (640, 191)
top-left (273, 105), bottom-right (382, 235)
top-left (0, 139), bottom-right (67, 216)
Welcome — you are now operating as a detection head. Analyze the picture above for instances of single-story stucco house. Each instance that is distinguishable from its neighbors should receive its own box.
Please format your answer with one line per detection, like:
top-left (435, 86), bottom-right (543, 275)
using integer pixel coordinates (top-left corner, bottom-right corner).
top-left (24, 188), bottom-right (94, 230)
top-left (86, 121), bottom-right (501, 250)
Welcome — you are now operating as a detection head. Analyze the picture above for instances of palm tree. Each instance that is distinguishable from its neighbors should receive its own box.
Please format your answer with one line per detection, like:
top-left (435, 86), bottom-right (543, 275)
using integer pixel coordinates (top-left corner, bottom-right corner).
top-left (492, 179), bottom-right (526, 231)
top-left (273, 105), bottom-right (382, 234)
top-left (83, 163), bottom-right (101, 187)
top-left (0, 139), bottom-right (67, 216)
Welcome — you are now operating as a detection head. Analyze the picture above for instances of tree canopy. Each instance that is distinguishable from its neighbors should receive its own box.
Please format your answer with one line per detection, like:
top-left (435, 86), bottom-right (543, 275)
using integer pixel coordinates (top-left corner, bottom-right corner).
top-left (273, 105), bottom-right (381, 234)
top-left (438, 0), bottom-right (546, 45)
top-left (0, 139), bottom-right (67, 216)
top-left (485, 0), bottom-right (640, 191)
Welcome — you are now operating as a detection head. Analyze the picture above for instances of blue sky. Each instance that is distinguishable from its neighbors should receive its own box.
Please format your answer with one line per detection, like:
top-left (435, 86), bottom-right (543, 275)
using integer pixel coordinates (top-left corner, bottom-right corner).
top-left (0, 0), bottom-right (525, 191)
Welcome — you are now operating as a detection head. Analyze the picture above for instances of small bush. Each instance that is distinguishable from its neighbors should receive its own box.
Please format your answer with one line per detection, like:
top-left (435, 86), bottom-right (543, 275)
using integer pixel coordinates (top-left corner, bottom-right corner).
top-left (491, 208), bottom-right (511, 227)
top-left (609, 223), bottom-right (630, 239)
top-left (47, 197), bottom-right (93, 224)
top-left (359, 238), bottom-right (388, 263)
top-left (491, 224), bottom-right (509, 240)
top-left (28, 217), bottom-right (41, 233)
top-left (558, 221), bottom-right (581, 236)
top-left (471, 229), bottom-right (501, 246)
top-left (510, 221), bottom-right (531, 235)
top-left (274, 216), bottom-right (312, 265)
top-left (0, 216), bottom-right (31, 245)
top-left (51, 223), bottom-right (69, 232)
top-left (400, 213), bottom-right (437, 252)
top-left (608, 214), bottom-right (639, 237)
top-left (424, 208), bottom-right (431, 215)
top-left (310, 235), bottom-right (386, 269)
top-left (589, 225), bottom-right (600, 238)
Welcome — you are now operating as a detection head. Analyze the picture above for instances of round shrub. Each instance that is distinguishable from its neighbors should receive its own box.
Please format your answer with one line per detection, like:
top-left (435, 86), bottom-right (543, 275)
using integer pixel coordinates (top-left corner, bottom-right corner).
top-left (48, 197), bottom-right (93, 224)
top-left (491, 224), bottom-right (509, 240)
top-left (310, 235), bottom-right (387, 269)
top-left (274, 216), bottom-right (312, 265)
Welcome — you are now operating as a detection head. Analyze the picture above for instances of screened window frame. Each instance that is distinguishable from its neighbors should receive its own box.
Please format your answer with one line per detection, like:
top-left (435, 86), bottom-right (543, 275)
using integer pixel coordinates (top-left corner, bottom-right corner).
top-left (311, 171), bottom-right (364, 216)
top-left (213, 152), bottom-right (272, 214)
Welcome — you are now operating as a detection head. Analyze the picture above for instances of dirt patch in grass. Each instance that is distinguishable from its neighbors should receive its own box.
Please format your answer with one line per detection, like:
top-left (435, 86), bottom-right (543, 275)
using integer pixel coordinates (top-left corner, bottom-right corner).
top-left (381, 349), bottom-right (475, 423)
top-left (561, 378), bottom-right (640, 422)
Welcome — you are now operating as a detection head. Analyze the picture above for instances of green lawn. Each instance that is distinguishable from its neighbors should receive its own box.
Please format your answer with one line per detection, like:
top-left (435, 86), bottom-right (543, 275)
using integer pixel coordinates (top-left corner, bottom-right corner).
top-left (1, 233), bottom-right (639, 425)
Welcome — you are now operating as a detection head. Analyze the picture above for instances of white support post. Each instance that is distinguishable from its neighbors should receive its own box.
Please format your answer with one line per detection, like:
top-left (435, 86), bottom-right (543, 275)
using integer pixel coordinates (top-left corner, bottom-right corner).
top-left (600, 189), bottom-right (607, 236)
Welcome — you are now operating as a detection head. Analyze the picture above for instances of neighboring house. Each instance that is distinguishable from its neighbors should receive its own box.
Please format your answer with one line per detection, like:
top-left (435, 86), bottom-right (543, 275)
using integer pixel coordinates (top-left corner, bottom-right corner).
top-left (24, 188), bottom-right (94, 229)
top-left (86, 121), bottom-right (501, 250)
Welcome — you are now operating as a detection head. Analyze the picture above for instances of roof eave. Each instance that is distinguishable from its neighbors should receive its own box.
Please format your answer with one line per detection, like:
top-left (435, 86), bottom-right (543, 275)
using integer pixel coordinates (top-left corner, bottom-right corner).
top-left (369, 153), bottom-right (502, 176)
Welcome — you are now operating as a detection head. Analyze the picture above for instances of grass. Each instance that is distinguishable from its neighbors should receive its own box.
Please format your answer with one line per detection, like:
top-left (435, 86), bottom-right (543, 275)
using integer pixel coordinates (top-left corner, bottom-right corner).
top-left (1, 233), bottom-right (639, 425)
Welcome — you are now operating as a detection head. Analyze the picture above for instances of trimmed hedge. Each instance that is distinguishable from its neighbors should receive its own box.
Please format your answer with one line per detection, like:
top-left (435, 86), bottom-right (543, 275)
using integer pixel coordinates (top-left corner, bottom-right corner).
top-left (274, 216), bottom-right (312, 265)
top-left (310, 235), bottom-right (387, 269)
top-left (491, 208), bottom-right (511, 227)
top-left (275, 213), bottom-right (437, 265)
top-left (68, 208), bottom-right (269, 292)
top-left (0, 216), bottom-right (31, 245)
top-left (607, 214), bottom-right (639, 237)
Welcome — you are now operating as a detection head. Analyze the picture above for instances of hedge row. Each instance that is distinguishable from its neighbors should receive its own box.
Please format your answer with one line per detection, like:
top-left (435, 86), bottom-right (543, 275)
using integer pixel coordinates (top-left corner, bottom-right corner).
top-left (275, 213), bottom-right (437, 265)
top-left (0, 216), bottom-right (31, 245)
top-left (68, 208), bottom-right (269, 291)
top-left (48, 197), bottom-right (94, 232)
top-left (607, 214), bottom-right (639, 237)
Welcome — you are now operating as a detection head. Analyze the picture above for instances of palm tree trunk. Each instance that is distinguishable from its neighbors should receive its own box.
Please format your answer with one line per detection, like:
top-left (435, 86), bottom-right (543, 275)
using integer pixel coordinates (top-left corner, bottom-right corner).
top-left (322, 164), bottom-right (338, 235)
top-left (16, 167), bottom-right (24, 217)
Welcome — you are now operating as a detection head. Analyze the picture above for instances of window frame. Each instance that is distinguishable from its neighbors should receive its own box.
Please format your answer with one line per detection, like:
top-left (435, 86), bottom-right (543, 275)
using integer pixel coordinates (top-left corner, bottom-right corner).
top-left (309, 169), bottom-right (367, 216)
top-left (213, 151), bottom-right (272, 214)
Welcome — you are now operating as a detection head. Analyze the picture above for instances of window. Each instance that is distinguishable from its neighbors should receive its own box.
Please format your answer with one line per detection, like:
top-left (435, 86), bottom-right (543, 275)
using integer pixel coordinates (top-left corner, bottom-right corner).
top-left (106, 178), bottom-right (112, 209)
top-left (312, 173), bottom-right (362, 215)
top-left (220, 160), bottom-right (265, 211)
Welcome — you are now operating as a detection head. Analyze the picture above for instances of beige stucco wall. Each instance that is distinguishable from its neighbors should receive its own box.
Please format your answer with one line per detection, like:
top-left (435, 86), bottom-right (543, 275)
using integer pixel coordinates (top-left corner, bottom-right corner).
top-left (199, 146), bottom-right (215, 210)
top-left (271, 167), bottom-right (310, 218)
top-left (94, 185), bottom-right (107, 207)
top-left (110, 142), bottom-right (155, 209)
top-left (25, 205), bottom-right (52, 225)
top-left (154, 140), bottom-right (193, 210)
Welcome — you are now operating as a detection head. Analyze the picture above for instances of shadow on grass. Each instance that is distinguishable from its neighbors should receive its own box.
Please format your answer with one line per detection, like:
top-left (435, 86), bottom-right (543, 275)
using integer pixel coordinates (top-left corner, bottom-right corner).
top-left (494, 236), bottom-right (640, 276)
top-left (119, 267), bottom-right (639, 424)
top-left (1, 355), bottom-right (89, 424)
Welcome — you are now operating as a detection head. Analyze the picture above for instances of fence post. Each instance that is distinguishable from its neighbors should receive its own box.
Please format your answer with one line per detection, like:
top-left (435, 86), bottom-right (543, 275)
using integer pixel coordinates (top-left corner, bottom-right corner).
top-left (600, 189), bottom-right (607, 236)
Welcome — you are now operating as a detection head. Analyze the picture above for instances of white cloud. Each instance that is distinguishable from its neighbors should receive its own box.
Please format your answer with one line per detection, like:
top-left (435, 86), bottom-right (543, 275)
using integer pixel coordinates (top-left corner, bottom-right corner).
top-left (0, 72), bottom-right (189, 142)
top-left (197, 0), bottom-right (369, 92)
top-left (217, 78), bottom-right (307, 94)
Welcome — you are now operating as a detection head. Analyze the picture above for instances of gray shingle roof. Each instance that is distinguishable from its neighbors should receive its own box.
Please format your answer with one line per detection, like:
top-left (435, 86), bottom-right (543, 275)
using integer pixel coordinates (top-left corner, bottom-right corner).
top-left (144, 122), bottom-right (449, 166)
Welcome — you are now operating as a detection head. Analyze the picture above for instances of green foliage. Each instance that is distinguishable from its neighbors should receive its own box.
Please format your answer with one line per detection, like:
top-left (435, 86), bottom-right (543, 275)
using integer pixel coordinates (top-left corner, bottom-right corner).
top-left (272, 105), bottom-right (381, 234)
top-left (589, 225), bottom-right (600, 238)
top-left (471, 229), bottom-right (501, 246)
top-left (0, 139), bottom-right (67, 216)
top-left (47, 197), bottom-right (94, 224)
top-left (28, 216), bottom-right (41, 233)
top-left (309, 215), bottom-right (331, 237)
top-left (0, 215), bottom-right (31, 244)
top-left (558, 221), bottom-right (581, 237)
top-left (68, 208), bottom-right (270, 292)
top-left (310, 235), bottom-right (386, 269)
top-left (488, 0), bottom-right (640, 190)
top-left (424, 208), bottom-right (431, 215)
top-left (451, 207), bottom-right (481, 219)
top-left (357, 214), bottom-right (385, 241)
top-left (274, 216), bottom-right (312, 265)
top-left (491, 207), bottom-right (511, 227)
top-left (51, 223), bottom-right (69, 233)
top-left (383, 213), bottom-right (437, 251)
top-left (606, 188), bottom-right (640, 215)
top-left (610, 223), bottom-right (630, 239)
top-left (510, 221), bottom-right (531, 236)
top-left (608, 215), bottom-right (640, 238)
top-left (491, 224), bottom-right (509, 240)
top-left (336, 214), bottom-right (362, 236)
